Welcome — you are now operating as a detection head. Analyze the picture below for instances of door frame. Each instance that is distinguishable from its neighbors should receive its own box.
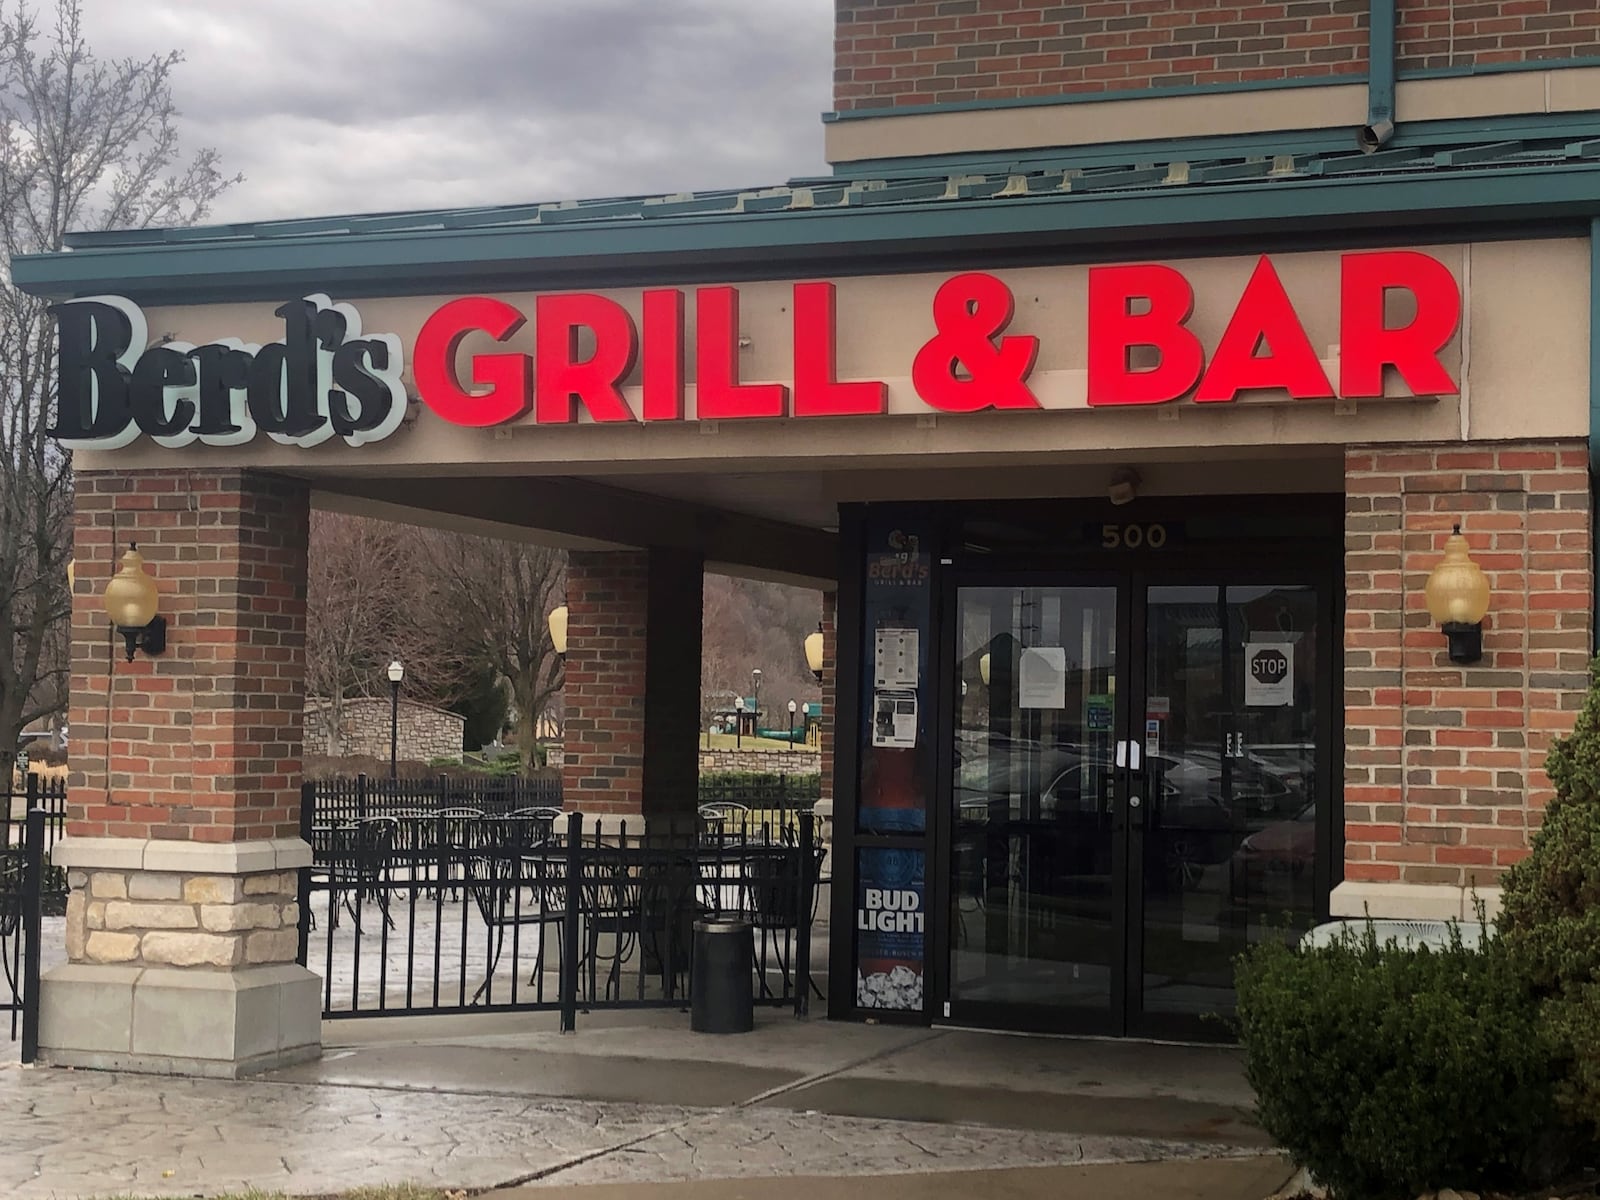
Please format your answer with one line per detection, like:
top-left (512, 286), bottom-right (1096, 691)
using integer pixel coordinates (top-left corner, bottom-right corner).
top-left (931, 558), bottom-right (1339, 1041)
top-left (933, 569), bottom-right (1133, 1037)
top-left (1122, 567), bottom-right (1337, 1043)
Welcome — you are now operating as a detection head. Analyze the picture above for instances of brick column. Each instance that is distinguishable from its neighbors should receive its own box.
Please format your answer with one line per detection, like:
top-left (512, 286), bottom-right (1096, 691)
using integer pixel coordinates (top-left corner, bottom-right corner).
top-left (820, 589), bottom-right (837, 794)
top-left (1338, 441), bottom-right (1593, 921)
top-left (562, 548), bottom-right (703, 822)
top-left (43, 468), bottom-right (319, 1077)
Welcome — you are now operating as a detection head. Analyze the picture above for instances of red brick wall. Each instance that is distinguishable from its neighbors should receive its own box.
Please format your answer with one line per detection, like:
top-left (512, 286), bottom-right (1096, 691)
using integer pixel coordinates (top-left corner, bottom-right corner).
top-left (1343, 442), bottom-right (1592, 890)
top-left (833, 0), bottom-right (1600, 111)
top-left (562, 550), bottom-right (650, 816)
top-left (561, 549), bottom-right (705, 821)
top-left (69, 469), bottom-right (310, 843)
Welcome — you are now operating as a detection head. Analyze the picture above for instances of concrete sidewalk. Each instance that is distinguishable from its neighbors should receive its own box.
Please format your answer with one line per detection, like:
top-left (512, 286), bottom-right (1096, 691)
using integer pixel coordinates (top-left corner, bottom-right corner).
top-left (486, 1156), bottom-right (1295, 1199)
top-left (1, 1010), bottom-right (1281, 1198)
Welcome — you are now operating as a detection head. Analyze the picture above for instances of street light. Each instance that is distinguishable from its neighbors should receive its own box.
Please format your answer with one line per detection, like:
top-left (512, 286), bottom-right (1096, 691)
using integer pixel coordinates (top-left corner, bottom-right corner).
top-left (734, 696), bottom-right (745, 750)
top-left (751, 668), bottom-right (762, 734)
top-left (387, 659), bottom-right (404, 780)
top-left (787, 698), bottom-right (797, 743)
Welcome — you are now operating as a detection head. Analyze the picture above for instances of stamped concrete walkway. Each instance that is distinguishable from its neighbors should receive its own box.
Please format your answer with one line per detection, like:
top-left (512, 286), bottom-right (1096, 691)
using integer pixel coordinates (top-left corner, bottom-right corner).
top-left (1, 1009), bottom-right (1286, 1198)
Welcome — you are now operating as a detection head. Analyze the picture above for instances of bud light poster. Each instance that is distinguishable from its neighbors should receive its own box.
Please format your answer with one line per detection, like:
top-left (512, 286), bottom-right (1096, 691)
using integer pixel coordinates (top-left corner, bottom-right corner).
top-left (858, 518), bottom-right (934, 835)
top-left (855, 847), bottom-right (926, 1012)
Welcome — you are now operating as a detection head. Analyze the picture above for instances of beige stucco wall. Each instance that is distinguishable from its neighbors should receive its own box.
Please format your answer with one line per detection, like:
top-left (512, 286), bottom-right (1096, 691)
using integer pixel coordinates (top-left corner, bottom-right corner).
top-left (823, 68), bottom-right (1600, 165)
top-left (79, 238), bottom-right (1589, 488)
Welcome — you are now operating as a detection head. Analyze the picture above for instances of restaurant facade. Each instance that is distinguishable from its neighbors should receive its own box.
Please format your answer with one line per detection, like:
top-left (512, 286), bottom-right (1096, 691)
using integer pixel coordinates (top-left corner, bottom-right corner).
top-left (15, 0), bottom-right (1600, 1072)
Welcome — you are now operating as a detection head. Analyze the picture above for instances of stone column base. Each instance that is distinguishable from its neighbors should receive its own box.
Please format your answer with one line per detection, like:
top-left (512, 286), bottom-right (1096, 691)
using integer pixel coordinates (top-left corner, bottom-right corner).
top-left (44, 835), bottom-right (322, 1077)
top-left (1330, 880), bottom-right (1504, 922)
top-left (38, 961), bottom-right (320, 1078)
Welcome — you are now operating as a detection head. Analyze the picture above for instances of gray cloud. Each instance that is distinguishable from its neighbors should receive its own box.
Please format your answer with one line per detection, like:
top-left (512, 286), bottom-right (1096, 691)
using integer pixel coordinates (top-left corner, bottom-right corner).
top-left (79, 0), bottom-right (834, 224)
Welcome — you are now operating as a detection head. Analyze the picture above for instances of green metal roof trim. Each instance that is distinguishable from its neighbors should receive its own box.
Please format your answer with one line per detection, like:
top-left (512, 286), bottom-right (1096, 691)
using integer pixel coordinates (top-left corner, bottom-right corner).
top-left (16, 118), bottom-right (1600, 303)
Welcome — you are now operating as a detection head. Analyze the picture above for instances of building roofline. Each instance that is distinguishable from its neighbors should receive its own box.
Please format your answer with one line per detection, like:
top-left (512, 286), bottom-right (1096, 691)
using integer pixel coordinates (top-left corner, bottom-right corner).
top-left (15, 116), bottom-right (1600, 303)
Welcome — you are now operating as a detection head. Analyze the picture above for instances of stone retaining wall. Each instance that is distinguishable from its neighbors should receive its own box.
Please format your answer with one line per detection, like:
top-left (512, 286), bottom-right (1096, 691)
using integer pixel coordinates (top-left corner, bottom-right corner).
top-left (698, 749), bottom-right (821, 774)
top-left (304, 697), bottom-right (464, 763)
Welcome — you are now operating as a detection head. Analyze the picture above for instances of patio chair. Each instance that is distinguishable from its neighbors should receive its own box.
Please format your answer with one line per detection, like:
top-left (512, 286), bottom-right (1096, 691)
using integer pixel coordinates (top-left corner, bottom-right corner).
top-left (745, 840), bottom-right (828, 1000)
top-left (462, 816), bottom-right (567, 1004)
top-left (324, 817), bottom-right (398, 933)
top-left (697, 801), bottom-right (750, 848)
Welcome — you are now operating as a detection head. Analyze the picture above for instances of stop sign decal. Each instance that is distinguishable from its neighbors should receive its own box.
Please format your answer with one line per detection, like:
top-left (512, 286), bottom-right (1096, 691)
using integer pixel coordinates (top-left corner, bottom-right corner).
top-left (1244, 643), bottom-right (1293, 706)
top-left (1251, 647), bottom-right (1288, 683)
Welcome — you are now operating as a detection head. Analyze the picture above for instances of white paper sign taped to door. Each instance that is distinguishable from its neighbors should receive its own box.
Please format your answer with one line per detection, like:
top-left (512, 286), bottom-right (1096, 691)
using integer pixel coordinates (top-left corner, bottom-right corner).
top-left (1018, 646), bottom-right (1067, 709)
top-left (1244, 642), bottom-right (1294, 706)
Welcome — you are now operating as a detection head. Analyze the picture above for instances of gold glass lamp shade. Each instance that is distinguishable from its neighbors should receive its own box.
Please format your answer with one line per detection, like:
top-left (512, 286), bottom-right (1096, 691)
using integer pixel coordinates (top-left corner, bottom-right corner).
top-left (102, 544), bottom-right (166, 661)
top-left (979, 652), bottom-right (992, 686)
top-left (548, 604), bottom-right (569, 657)
top-left (1424, 524), bottom-right (1491, 663)
top-left (804, 624), bottom-right (824, 683)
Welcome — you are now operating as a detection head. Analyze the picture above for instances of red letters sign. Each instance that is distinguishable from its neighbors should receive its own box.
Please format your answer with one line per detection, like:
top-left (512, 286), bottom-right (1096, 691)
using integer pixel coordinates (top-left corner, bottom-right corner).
top-left (412, 252), bottom-right (1461, 428)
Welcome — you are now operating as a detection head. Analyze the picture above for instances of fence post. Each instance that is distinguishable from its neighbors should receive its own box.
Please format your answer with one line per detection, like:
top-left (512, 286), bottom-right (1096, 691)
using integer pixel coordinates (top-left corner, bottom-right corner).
top-left (796, 810), bottom-right (814, 1019)
top-left (20, 808), bottom-right (45, 1063)
top-left (357, 772), bottom-right (368, 823)
top-left (297, 782), bottom-right (314, 967)
top-left (560, 810), bottom-right (582, 1033)
top-left (24, 770), bottom-right (37, 814)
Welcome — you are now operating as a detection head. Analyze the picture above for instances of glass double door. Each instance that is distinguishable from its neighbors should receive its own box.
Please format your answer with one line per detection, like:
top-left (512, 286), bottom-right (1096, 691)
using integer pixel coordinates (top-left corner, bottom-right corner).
top-left (944, 573), bottom-right (1326, 1038)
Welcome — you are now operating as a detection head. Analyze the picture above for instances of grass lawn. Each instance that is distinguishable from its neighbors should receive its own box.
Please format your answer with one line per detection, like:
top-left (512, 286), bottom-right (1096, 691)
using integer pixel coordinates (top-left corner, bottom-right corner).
top-left (702, 731), bottom-right (815, 753)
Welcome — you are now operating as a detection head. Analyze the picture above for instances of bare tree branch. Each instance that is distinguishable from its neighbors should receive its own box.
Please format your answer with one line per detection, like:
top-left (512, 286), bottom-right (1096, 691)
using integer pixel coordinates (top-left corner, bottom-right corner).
top-left (0, 0), bottom-right (238, 777)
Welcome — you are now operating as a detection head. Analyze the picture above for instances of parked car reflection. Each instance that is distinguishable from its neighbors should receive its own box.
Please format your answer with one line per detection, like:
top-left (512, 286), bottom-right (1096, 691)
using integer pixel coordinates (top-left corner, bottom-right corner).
top-left (953, 747), bottom-right (1299, 897)
top-left (1228, 798), bottom-right (1316, 904)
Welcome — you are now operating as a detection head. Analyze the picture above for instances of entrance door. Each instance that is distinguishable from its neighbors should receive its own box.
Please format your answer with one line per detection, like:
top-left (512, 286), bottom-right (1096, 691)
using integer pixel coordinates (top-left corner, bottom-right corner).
top-left (943, 575), bottom-right (1326, 1037)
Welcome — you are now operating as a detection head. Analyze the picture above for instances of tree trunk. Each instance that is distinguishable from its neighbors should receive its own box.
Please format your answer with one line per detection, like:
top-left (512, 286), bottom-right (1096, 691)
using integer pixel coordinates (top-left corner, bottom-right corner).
top-left (514, 692), bottom-right (538, 775)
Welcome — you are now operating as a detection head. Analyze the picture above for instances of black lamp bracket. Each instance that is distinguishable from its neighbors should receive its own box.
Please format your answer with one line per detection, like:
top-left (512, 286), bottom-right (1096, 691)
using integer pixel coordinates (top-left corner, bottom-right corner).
top-left (1441, 620), bottom-right (1482, 665)
top-left (118, 615), bottom-right (167, 663)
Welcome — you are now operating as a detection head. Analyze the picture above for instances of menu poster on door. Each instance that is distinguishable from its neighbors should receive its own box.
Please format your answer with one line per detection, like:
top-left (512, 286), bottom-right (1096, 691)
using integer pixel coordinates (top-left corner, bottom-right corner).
top-left (1244, 642), bottom-right (1294, 706)
top-left (855, 847), bottom-right (926, 1012)
top-left (858, 518), bottom-right (934, 834)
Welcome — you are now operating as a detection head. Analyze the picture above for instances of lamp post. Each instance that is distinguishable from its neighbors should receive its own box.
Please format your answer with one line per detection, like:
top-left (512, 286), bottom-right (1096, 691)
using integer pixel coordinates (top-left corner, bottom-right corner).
top-left (751, 668), bottom-right (762, 737)
top-left (386, 659), bottom-right (404, 780)
top-left (734, 696), bottom-right (745, 750)
top-left (787, 698), bottom-right (797, 743)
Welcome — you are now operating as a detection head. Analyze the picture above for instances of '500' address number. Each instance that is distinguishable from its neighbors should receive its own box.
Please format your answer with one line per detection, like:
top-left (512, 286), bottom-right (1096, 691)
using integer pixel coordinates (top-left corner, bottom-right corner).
top-left (1101, 523), bottom-right (1169, 550)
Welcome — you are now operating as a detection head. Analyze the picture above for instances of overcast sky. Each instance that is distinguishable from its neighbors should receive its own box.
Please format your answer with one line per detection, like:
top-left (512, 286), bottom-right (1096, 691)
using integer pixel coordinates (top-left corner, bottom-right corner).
top-left (78, 0), bottom-right (835, 226)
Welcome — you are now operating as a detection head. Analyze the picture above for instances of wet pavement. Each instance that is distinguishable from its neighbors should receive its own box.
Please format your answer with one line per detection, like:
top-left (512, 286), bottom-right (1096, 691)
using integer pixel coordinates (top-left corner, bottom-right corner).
top-left (1, 1007), bottom-right (1279, 1197)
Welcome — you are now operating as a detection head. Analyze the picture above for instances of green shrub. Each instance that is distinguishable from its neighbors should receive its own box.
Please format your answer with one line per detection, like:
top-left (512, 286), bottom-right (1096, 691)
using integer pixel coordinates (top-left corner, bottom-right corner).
top-left (1501, 653), bottom-right (1600, 1135)
top-left (1236, 923), bottom-right (1559, 1200)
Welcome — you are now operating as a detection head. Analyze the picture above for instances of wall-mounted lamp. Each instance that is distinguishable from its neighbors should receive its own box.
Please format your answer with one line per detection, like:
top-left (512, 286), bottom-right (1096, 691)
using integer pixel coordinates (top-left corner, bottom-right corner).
top-left (102, 543), bottom-right (166, 662)
top-left (979, 652), bottom-right (992, 687)
top-left (804, 622), bottom-right (824, 684)
top-left (1424, 524), bottom-right (1491, 664)
top-left (548, 604), bottom-right (568, 659)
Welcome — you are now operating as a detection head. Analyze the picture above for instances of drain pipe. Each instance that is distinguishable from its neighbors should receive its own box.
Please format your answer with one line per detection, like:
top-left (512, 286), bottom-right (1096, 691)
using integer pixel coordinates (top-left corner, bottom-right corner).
top-left (1359, 0), bottom-right (1396, 152)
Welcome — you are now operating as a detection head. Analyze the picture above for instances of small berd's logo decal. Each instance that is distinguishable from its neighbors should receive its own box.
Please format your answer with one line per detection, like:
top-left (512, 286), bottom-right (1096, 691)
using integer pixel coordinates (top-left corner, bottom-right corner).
top-left (48, 294), bottom-right (406, 450)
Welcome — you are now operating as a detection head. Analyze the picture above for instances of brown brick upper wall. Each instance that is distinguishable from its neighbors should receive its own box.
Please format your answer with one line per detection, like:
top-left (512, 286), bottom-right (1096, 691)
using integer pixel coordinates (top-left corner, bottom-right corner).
top-left (834, 0), bottom-right (1600, 112)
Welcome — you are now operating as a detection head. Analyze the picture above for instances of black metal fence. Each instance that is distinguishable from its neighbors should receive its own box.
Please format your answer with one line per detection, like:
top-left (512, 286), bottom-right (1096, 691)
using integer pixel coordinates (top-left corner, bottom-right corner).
top-left (309, 773), bottom-right (821, 827)
top-left (3, 776), bottom-right (68, 1060)
top-left (310, 774), bottom-right (564, 827)
top-left (297, 784), bottom-right (823, 1027)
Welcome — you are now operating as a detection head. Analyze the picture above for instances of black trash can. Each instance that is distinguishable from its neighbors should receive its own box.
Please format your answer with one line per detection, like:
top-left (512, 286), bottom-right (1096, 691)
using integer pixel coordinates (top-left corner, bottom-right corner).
top-left (691, 916), bottom-right (754, 1034)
